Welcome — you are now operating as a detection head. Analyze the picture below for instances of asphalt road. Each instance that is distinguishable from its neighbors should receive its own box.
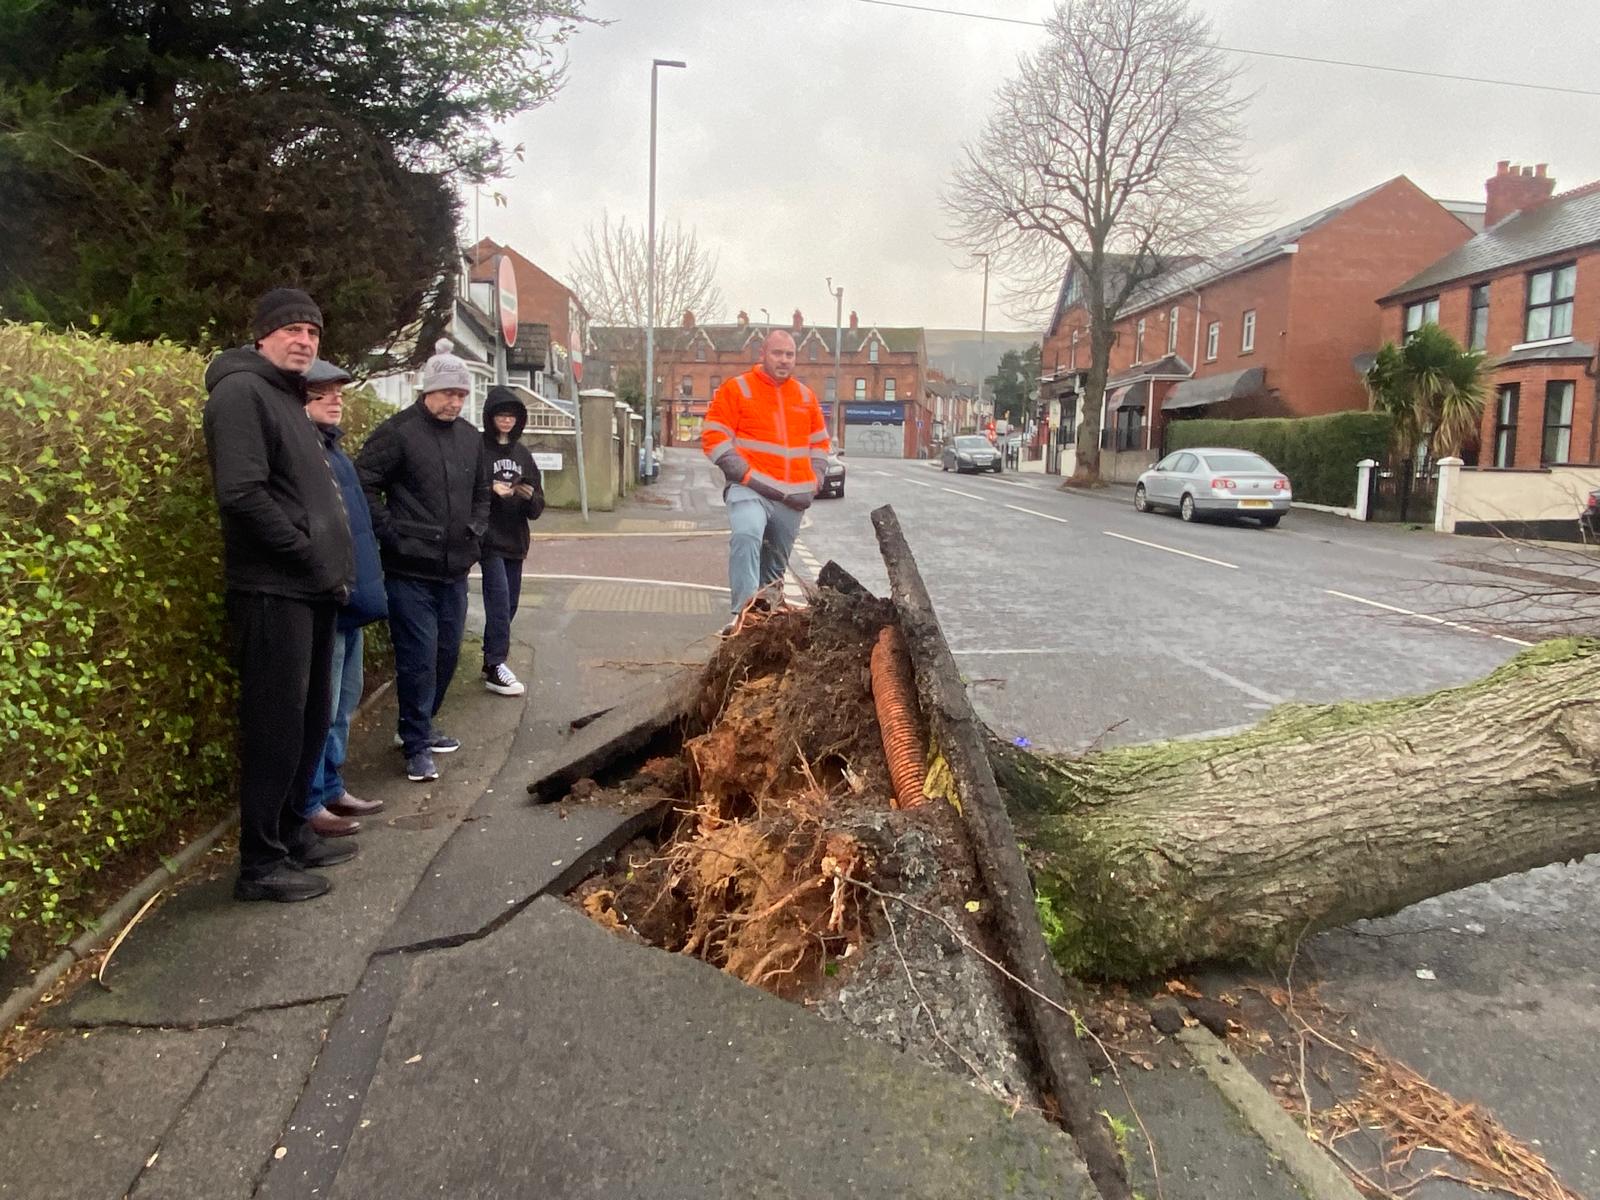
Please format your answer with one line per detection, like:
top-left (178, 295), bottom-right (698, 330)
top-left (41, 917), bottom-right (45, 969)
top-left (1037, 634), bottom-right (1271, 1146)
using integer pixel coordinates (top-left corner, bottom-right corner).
top-left (792, 458), bottom-right (1579, 752)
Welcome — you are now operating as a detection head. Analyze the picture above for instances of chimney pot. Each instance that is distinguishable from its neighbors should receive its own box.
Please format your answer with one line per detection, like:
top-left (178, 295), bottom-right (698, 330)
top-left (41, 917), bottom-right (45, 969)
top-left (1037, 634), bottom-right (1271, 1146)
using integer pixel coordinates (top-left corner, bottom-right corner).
top-left (1485, 159), bottom-right (1557, 226)
top-left (737, 310), bottom-right (749, 327)
top-left (848, 310), bottom-right (859, 330)
top-left (682, 310), bottom-right (695, 328)
top-left (792, 309), bottom-right (804, 330)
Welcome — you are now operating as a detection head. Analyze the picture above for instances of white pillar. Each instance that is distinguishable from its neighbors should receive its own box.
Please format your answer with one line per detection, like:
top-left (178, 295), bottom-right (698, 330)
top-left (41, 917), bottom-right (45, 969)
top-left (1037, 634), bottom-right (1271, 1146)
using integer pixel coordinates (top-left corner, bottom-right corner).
top-left (1434, 456), bottom-right (1464, 534)
top-left (1354, 458), bottom-right (1377, 522)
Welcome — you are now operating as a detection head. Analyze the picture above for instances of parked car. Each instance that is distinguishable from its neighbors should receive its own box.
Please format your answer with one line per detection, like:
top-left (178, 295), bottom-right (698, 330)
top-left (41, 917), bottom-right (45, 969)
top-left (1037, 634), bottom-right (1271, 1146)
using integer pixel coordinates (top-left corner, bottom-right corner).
top-left (1134, 448), bottom-right (1291, 527)
top-left (942, 434), bottom-right (1002, 474)
top-left (1583, 488), bottom-right (1600, 539)
top-left (818, 452), bottom-right (847, 499)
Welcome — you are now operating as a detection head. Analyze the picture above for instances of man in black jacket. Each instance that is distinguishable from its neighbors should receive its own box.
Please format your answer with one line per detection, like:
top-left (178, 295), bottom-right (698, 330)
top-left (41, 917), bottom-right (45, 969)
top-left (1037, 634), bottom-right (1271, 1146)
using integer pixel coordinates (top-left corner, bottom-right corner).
top-left (356, 339), bottom-right (491, 782)
top-left (202, 288), bottom-right (357, 903)
top-left (479, 386), bottom-right (543, 697)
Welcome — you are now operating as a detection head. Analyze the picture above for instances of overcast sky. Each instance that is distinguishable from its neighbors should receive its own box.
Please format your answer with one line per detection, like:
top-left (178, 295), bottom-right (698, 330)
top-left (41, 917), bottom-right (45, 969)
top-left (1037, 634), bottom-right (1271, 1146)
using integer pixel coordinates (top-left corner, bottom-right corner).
top-left (475, 0), bottom-right (1600, 333)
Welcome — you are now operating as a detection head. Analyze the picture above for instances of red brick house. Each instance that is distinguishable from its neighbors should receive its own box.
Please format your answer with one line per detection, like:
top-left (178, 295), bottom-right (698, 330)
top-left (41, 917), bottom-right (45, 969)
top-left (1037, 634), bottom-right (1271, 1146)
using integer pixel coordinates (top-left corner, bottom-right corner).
top-left (590, 310), bottom-right (934, 458)
top-left (469, 238), bottom-right (588, 388)
top-left (1040, 177), bottom-right (1474, 480)
top-left (1380, 163), bottom-right (1600, 473)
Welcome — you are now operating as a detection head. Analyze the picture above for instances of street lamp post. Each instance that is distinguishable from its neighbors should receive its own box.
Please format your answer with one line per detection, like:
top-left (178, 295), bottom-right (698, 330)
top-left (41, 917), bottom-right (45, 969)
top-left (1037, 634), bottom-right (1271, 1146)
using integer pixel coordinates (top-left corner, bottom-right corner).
top-left (976, 252), bottom-right (990, 425)
top-left (759, 307), bottom-right (770, 332)
top-left (644, 57), bottom-right (686, 483)
top-left (826, 277), bottom-right (843, 446)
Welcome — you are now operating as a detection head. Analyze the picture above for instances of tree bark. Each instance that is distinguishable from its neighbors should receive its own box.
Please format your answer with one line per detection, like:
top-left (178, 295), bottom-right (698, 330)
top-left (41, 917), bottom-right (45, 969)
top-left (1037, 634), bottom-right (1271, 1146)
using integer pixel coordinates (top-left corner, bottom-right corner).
top-left (994, 640), bottom-right (1600, 980)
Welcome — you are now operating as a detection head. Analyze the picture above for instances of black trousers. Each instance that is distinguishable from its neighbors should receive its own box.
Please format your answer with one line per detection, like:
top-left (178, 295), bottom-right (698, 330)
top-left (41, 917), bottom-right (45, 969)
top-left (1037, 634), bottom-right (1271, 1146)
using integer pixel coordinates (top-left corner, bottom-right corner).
top-left (226, 591), bottom-right (337, 878)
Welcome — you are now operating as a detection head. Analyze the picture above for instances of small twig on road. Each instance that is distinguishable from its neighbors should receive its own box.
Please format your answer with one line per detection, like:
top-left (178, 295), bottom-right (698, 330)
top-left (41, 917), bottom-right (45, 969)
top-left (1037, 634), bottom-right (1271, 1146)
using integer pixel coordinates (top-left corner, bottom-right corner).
top-left (96, 889), bottom-right (164, 988)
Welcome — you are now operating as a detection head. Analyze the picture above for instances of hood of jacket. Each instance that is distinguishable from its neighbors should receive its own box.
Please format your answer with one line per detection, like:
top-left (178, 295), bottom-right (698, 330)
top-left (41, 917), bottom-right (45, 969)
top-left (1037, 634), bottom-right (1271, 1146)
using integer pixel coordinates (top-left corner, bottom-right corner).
top-left (204, 346), bottom-right (309, 401)
top-left (482, 388), bottom-right (528, 444)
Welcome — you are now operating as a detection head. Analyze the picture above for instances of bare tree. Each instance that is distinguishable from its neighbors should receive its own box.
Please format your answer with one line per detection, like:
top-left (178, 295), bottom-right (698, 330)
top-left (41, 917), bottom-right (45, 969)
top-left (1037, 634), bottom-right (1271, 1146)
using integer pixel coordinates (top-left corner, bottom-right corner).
top-left (568, 211), bottom-right (724, 328)
top-left (946, 0), bottom-right (1253, 484)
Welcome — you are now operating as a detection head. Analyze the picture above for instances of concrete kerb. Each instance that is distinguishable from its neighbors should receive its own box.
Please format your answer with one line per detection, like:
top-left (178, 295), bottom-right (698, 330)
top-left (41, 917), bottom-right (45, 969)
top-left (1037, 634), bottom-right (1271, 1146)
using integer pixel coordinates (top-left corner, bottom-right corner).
top-left (0, 678), bottom-right (398, 1033)
top-left (1177, 1024), bottom-right (1364, 1200)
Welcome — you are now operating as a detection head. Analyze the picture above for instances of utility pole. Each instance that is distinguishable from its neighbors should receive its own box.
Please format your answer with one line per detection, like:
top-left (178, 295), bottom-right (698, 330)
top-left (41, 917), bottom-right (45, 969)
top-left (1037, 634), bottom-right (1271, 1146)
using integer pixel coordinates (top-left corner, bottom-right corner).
top-left (826, 277), bottom-right (843, 447)
top-left (644, 57), bottom-right (686, 483)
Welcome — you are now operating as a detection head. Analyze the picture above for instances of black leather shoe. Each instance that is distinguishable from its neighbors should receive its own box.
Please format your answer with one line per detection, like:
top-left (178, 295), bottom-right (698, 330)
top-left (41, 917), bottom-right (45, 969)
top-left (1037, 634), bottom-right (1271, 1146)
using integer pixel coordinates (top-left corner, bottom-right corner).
top-left (234, 866), bottom-right (331, 903)
top-left (289, 839), bottom-right (359, 870)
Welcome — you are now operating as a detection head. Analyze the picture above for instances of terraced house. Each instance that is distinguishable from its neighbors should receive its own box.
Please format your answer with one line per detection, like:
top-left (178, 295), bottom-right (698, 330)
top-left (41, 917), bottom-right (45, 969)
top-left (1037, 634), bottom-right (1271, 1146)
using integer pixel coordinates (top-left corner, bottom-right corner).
top-left (1382, 162), bottom-right (1600, 538)
top-left (1040, 176), bottom-right (1474, 481)
top-left (590, 310), bottom-right (934, 458)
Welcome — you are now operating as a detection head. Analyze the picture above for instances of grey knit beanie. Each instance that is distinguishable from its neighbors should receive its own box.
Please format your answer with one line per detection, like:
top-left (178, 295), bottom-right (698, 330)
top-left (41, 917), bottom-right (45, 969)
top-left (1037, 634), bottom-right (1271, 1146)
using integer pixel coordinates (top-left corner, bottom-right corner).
top-left (421, 338), bottom-right (472, 394)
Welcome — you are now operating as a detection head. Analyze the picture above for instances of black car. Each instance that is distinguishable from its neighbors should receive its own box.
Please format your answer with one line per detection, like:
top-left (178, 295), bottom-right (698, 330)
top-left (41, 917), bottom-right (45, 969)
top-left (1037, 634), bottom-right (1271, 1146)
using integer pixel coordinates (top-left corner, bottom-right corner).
top-left (818, 453), bottom-right (847, 499)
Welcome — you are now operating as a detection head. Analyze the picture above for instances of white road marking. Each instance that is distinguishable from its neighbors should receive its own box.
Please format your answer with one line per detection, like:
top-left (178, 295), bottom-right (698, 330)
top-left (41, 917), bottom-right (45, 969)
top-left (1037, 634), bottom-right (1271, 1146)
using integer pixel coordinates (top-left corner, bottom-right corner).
top-left (986, 476), bottom-right (1049, 492)
top-left (520, 572), bottom-right (728, 593)
top-left (1165, 648), bottom-right (1285, 705)
top-left (951, 647), bottom-right (1072, 656)
top-left (907, 478), bottom-right (935, 489)
top-left (871, 469), bottom-right (896, 477)
top-left (942, 487), bottom-right (987, 501)
top-left (1324, 590), bottom-right (1535, 647)
top-left (1003, 504), bottom-right (1069, 524)
top-left (1102, 531), bottom-right (1239, 570)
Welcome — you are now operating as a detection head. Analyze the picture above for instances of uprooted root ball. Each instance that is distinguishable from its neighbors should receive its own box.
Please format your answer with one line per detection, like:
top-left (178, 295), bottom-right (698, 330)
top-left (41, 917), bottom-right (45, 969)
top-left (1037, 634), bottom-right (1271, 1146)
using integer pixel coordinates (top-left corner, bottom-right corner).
top-left (576, 589), bottom-right (929, 997)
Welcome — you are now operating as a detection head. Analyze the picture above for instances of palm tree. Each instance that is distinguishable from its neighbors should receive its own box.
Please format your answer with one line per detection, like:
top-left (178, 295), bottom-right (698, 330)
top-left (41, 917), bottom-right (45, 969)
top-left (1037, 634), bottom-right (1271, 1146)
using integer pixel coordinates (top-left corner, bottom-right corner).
top-left (1364, 324), bottom-right (1488, 461)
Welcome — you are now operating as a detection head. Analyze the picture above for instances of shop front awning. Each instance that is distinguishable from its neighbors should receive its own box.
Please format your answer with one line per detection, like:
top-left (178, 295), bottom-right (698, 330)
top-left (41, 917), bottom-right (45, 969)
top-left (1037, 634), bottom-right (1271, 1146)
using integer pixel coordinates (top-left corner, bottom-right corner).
top-left (1106, 379), bottom-right (1150, 410)
top-left (1161, 366), bottom-right (1264, 412)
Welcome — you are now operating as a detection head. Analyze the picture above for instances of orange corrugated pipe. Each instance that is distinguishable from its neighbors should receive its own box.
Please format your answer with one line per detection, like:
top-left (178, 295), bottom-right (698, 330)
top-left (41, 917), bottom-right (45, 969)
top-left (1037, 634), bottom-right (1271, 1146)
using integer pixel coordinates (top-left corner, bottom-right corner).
top-left (871, 625), bottom-right (926, 809)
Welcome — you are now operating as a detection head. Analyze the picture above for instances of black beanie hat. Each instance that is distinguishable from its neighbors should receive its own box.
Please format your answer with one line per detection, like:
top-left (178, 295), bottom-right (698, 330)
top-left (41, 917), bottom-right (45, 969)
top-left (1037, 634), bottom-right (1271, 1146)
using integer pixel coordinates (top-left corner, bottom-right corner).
top-left (252, 288), bottom-right (324, 340)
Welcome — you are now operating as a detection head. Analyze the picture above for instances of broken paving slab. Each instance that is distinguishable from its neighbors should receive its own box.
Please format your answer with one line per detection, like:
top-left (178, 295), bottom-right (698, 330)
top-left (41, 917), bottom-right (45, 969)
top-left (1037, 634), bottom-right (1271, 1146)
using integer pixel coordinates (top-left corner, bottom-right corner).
top-left (380, 688), bottom-right (679, 952)
top-left (127, 1004), bottom-right (336, 1200)
top-left (0, 1025), bottom-right (228, 1200)
top-left (329, 897), bottom-right (1096, 1200)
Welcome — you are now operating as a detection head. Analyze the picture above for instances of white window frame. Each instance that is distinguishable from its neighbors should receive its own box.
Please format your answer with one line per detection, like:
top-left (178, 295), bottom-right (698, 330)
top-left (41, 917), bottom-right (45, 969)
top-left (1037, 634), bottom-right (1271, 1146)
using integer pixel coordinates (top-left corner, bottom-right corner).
top-left (1403, 297), bottom-right (1440, 338)
top-left (1167, 306), bottom-right (1180, 354)
top-left (1240, 310), bottom-right (1257, 354)
top-left (1205, 321), bottom-right (1219, 361)
top-left (1135, 318), bottom-right (1146, 363)
top-left (868, 339), bottom-right (880, 363)
top-left (884, 377), bottom-right (896, 403)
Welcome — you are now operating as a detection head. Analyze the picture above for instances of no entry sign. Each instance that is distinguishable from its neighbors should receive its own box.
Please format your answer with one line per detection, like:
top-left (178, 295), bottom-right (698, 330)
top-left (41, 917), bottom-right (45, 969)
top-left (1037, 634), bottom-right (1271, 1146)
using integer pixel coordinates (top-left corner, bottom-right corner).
top-left (497, 256), bottom-right (518, 348)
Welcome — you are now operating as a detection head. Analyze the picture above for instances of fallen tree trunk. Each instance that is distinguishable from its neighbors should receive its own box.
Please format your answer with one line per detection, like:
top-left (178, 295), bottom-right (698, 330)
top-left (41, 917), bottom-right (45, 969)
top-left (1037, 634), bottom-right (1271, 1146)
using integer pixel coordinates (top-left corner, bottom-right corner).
top-left (994, 639), bottom-right (1600, 980)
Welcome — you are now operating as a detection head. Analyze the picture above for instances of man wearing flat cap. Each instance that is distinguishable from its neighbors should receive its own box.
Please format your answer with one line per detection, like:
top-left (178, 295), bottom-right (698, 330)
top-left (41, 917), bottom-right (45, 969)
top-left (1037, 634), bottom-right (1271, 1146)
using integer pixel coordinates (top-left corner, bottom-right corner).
top-left (202, 288), bottom-right (357, 903)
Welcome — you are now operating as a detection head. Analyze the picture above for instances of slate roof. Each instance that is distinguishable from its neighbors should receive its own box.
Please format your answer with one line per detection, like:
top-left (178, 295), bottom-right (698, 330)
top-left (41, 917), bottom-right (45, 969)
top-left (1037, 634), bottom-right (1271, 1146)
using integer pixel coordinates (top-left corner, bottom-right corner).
top-left (1123, 180), bottom-right (1394, 312)
top-left (1385, 183), bottom-right (1600, 298)
top-left (589, 324), bottom-right (925, 357)
top-left (1108, 354), bottom-right (1192, 385)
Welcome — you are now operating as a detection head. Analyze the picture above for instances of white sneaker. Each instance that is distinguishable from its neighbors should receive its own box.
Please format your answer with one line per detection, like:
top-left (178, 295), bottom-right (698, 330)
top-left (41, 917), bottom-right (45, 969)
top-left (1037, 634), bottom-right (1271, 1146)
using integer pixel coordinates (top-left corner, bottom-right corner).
top-left (484, 663), bottom-right (526, 696)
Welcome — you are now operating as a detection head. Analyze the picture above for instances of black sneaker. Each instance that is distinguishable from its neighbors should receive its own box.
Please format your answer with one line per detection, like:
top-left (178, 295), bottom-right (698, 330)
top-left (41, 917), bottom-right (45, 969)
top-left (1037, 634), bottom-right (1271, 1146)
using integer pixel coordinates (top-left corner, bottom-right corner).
top-left (428, 732), bottom-right (461, 753)
top-left (289, 840), bottom-right (359, 870)
top-left (234, 865), bottom-right (332, 903)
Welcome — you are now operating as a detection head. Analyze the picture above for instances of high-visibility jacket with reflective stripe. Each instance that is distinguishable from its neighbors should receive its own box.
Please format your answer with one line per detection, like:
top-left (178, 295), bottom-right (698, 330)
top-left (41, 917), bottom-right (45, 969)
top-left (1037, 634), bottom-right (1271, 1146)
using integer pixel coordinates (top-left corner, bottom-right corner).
top-left (702, 367), bottom-right (832, 495)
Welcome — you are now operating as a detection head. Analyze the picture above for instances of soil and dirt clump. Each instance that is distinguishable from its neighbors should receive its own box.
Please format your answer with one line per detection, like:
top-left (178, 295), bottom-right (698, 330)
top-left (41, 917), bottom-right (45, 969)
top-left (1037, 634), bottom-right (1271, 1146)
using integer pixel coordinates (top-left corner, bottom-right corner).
top-left (565, 586), bottom-right (1038, 1105)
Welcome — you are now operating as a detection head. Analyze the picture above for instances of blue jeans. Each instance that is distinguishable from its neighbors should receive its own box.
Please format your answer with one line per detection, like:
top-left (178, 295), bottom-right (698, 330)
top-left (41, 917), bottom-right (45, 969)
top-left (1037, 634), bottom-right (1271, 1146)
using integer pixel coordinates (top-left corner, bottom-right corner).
top-left (480, 554), bottom-right (524, 670)
top-left (386, 576), bottom-right (469, 756)
top-left (302, 626), bottom-right (365, 815)
top-left (726, 485), bottom-right (803, 615)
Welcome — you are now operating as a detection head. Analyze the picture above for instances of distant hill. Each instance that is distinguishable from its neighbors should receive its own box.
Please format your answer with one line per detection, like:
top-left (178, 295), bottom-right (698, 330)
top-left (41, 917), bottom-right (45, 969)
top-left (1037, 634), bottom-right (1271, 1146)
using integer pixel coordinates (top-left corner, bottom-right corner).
top-left (923, 328), bottom-right (1039, 387)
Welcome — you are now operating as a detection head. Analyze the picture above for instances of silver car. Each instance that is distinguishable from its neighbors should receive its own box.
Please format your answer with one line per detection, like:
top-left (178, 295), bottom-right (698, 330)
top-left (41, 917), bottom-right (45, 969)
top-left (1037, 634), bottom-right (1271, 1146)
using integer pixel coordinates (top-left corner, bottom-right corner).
top-left (941, 434), bottom-right (1002, 474)
top-left (1134, 447), bottom-right (1291, 527)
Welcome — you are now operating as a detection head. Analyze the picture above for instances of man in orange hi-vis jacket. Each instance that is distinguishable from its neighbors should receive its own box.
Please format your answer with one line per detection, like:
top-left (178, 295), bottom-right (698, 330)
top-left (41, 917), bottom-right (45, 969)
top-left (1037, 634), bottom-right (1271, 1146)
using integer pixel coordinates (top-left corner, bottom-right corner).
top-left (702, 329), bottom-right (831, 624)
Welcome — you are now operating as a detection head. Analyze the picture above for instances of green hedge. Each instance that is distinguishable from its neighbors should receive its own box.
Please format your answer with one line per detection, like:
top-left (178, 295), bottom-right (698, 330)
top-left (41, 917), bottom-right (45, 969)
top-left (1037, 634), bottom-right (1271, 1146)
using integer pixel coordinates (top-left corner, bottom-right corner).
top-left (1164, 411), bottom-right (1393, 507)
top-left (0, 324), bottom-right (392, 963)
top-left (1, 325), bottom-right (234, 962)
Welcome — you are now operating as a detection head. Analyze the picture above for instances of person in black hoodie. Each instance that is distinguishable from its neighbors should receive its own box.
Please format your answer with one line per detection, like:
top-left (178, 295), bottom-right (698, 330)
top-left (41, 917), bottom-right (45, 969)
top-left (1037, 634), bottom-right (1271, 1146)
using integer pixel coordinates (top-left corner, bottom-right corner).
top-left (202, 288), bottom-right (357, 903)
top-left (480, 386), bottom-right (544, 697)
top-left (355, 339), bottom-right (491, 783)
top-left (300, 360), bottom-right (388, 837)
